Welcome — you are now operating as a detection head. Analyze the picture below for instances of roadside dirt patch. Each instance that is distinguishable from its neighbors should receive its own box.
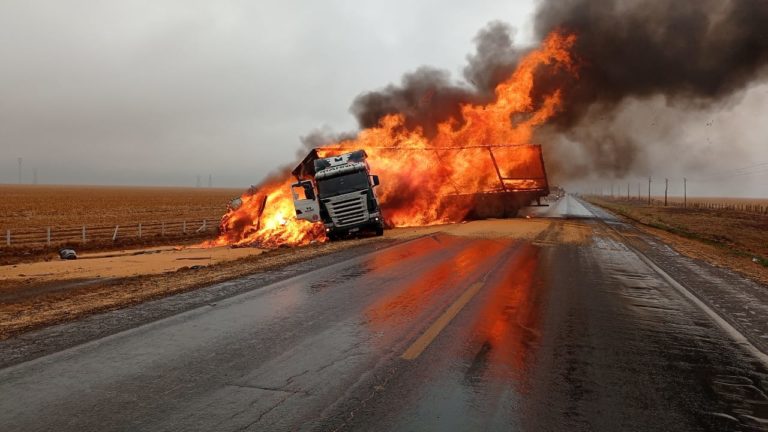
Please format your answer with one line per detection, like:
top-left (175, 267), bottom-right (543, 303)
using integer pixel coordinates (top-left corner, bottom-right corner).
top-left (445, 219), bottom-right (593, 245)
top-left (632, 223), bottom-right (768, 287)
top-left (0, 225), bottom-right (445, 339)
top-left (0, 246), bottom-right (264, 284)
top-left (446, 219), bottom-right (551, 239)
top-left (587, 197), bottom-right (768, 287)
top-left (0, 219), bottom-right (590, 340)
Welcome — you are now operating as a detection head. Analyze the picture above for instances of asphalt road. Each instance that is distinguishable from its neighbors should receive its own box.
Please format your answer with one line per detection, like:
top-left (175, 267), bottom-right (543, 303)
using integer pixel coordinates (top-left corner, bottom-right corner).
top-left (2, 195), bottom-right (768, 431)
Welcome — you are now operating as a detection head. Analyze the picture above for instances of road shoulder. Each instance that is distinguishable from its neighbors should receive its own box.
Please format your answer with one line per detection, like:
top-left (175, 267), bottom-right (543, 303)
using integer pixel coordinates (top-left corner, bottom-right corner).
top-left (581, 198), bottom-right (768, 357)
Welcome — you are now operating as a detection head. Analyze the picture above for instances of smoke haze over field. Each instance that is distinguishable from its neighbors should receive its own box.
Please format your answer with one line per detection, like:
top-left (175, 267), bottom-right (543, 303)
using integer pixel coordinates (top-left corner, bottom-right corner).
top-left (1, 1), bottom-right (768, 196)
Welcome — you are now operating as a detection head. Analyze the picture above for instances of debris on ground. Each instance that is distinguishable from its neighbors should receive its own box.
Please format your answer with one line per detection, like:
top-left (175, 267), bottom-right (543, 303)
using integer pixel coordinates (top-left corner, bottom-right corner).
top-left (58, 249), bottom-right (77, 260)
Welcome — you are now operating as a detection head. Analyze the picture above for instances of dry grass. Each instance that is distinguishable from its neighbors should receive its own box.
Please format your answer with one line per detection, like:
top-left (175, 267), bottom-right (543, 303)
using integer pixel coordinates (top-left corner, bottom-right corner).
top-left (588, 196), bottom-right (768, 269)
top-left (0, 184), bottom-right (241, 229)
top-left (665, 196), bottom-right (768, 206)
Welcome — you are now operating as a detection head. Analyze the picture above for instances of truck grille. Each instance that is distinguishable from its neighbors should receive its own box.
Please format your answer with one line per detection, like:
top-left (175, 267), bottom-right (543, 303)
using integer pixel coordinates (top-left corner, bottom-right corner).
top-left (326, 192), bottom-right (369, 227)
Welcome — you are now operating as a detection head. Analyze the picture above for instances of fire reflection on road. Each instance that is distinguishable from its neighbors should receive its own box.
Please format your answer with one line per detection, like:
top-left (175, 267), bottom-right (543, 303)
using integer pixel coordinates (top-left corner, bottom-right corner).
top-left (364, 237), bottom-right (511, 338)
top-left (465, 244), bottom-right (544, 392)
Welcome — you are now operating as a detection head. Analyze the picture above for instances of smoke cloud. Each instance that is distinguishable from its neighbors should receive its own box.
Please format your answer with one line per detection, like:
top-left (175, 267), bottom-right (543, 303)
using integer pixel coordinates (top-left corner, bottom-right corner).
top-left (349, 1), bottom-right (768, 182)
top-left (533, 0), bottom-right (768, 179)
top-left (350, 21), bottom-right (525, 138)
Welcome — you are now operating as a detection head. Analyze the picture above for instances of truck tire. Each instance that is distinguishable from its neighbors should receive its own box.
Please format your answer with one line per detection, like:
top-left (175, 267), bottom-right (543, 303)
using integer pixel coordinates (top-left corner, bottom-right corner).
top-left (375, 226), bottom-right (384, 236)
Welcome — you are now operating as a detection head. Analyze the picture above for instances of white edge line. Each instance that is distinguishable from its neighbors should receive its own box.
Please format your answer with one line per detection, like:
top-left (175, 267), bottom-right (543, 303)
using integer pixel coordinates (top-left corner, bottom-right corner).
top-left (577, 196), bottom-right (768, 367)
top-left (634, 249), bottom-right (768, 367)
top-left (587, 214), bottom-right (768, 367)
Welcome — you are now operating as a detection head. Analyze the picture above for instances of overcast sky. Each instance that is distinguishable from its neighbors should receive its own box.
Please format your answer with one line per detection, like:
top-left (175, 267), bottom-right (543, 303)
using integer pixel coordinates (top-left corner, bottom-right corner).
top-left (1, 1), bottom-right (766, 196)
top-left (0, 0), bottom-right (536, 188)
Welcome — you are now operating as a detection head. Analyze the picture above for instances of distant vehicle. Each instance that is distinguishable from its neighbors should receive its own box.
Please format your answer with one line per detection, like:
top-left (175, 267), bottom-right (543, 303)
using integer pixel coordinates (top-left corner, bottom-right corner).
top-left (291, 149), bottom-right (385, 240)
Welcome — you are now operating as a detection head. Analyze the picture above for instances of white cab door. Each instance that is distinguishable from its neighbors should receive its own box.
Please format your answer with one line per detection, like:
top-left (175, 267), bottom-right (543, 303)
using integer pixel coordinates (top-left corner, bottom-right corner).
top-left (291, 181), bottom-right (321, 222)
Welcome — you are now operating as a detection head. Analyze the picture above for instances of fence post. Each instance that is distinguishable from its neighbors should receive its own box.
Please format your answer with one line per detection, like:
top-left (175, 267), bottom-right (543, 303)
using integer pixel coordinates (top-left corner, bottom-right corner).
top-left (46, 227), bottom-right (51, 246)
top-left (183, 221), bottom-right (186, 235)
top-left (138, 223), bottom-right (142, 239)
top-left (5, 230), bottom-right (9, 246)
top-left (82, 225), bottom-right (86, 243)
top-left (113, 225), bottom-right (119, 241)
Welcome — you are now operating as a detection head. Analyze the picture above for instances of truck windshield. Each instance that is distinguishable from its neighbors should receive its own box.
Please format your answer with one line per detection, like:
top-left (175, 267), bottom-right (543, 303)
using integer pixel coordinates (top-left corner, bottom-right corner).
top-left (317, 171), bottom-right (369, 197)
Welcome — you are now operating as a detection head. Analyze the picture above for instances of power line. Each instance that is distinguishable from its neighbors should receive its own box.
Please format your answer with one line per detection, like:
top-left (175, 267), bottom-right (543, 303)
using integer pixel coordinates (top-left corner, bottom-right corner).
top-left (692, 168), bottom-right (768, 182)
top-left (690, 161), bottom-right (768, 182)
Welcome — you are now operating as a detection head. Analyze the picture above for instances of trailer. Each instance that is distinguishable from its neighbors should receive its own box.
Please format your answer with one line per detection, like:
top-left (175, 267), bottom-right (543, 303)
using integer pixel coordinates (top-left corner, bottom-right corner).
top-left (443, 144), bottom-right (550, 219)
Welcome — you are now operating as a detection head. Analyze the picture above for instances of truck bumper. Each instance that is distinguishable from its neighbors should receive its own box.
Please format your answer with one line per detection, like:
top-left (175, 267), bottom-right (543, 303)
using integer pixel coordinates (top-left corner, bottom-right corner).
top-left (325, 213), bottom-right (384, 238)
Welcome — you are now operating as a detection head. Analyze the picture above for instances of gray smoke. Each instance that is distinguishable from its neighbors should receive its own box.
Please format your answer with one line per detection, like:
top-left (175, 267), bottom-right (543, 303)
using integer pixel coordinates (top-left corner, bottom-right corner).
top-left (534, 0), bottom-right (768, 179)
top-left (349, 1), bottom-right (768, 182)
top-left (534, 0), bottom-right (768, 120)
top-left (350, 22), bottom-right (533, 138)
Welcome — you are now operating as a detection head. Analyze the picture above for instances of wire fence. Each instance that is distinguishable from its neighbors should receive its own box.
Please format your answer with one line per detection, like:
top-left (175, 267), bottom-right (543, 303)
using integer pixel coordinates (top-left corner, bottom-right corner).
top-left (1, 217), bottom-right (220, 249)
top-left (591, 196), bottom-right (768, 215)
top-left (666, 200), bottom-right (768, 214)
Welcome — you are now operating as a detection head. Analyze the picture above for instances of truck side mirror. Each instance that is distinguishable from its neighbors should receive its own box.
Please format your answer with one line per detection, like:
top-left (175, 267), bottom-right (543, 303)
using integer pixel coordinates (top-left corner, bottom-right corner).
top-left (371, 175), bottom-right (380, 187)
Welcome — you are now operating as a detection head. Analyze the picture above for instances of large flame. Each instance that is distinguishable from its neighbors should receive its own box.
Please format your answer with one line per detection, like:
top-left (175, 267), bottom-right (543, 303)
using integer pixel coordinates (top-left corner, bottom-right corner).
top-left (206, 31), bottom-right (577, 248)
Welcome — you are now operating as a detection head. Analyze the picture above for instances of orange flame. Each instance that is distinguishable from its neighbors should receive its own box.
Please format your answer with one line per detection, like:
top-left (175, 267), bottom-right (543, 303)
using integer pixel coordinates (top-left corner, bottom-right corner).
top-left (206, 31), bottom-right (577, 248)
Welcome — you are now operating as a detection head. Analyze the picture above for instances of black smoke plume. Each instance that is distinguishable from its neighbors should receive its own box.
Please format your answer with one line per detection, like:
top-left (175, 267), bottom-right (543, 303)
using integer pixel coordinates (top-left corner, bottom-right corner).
top-left (533, 0), bottom-right (768, 178)
top-left (350, 1), bottom-right (768, 180)
top-left (534, 0), bottom-right (768, 125)
top-left (350, 21), bottom-right (523, 138)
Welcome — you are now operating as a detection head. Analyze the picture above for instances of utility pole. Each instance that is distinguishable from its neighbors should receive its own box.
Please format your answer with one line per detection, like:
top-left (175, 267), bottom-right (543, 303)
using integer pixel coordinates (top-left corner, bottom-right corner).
top-left (664, 178), bottom-right (669, 207)
top-left (638, 183), bottom-right (641, 200)
top-left (683, 177), bottom-right (687, 208)
top-left (611, 183), bottom-right (614, 198)
top-left (648, 177), bottom-right (652, 205)
top-left (196, 175), bottom-right (201, 188)
top-left (627, 183), bottom-right (630, 201)
top-left (17, 157), bottom-right (22, 184)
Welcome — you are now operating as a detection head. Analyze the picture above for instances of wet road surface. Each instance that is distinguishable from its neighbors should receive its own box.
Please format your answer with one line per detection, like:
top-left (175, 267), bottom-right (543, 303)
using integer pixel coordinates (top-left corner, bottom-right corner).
top-left (1, 195), bottom-right (768, 431)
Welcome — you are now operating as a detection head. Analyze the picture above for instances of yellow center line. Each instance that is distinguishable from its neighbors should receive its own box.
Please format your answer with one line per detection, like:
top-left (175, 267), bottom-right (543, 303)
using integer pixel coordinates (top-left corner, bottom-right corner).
top-left (401, 280), bottom-right (486, 361)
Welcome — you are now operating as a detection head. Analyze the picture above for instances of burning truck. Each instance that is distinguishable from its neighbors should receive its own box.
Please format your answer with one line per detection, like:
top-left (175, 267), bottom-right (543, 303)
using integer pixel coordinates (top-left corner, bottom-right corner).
top-left (207, 32), bottom-right (576, 248)
top-left (291, 149), bottom-right (385, 240)
top-left (289, 144), bottom-right (549, 241)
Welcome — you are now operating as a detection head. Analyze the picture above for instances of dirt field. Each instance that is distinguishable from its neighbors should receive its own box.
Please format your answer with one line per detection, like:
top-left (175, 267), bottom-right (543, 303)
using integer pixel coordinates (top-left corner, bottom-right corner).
top-left (0, 185), bottom-right (243, 263)
top-left (0, 184), bottom-right (241, 228)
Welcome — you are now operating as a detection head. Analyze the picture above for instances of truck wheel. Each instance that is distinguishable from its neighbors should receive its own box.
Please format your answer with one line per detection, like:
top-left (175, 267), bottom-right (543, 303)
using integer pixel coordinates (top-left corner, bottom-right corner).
top-left (375, 226), bottom-right (384, 236)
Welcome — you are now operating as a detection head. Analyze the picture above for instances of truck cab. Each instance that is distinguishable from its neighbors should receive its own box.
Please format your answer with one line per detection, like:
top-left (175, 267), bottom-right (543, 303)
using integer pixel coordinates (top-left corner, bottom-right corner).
top-left (291, 149), bottom-right (384, 240)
